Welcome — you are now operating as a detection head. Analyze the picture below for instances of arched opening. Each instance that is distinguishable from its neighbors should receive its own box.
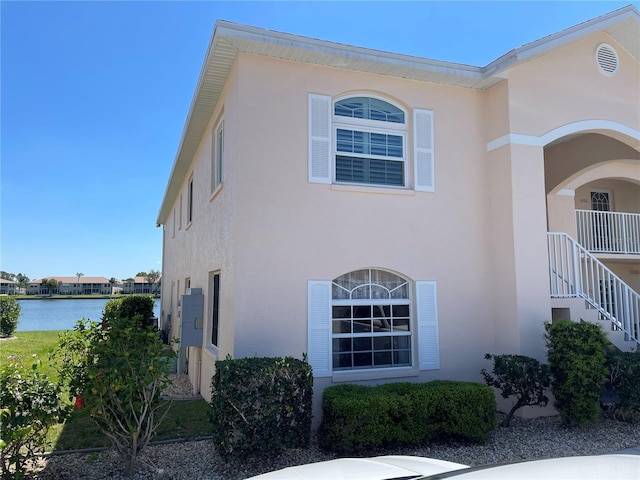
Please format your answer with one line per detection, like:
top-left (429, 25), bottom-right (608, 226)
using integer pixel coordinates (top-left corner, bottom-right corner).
top-left (545, 132), bottom-right (640, 258)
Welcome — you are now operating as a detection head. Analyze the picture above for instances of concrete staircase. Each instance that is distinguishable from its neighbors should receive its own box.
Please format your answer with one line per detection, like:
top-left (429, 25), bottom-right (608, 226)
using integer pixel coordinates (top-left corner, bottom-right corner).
top-left (551, 297), bottom-right (637, 352)
top-left (548, 232), bottom-right (640, 352)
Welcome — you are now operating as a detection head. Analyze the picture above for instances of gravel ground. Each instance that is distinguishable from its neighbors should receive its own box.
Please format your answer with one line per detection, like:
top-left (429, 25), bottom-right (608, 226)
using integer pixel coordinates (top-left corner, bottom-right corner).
top-left (22, 376), bottom-right (640, 479)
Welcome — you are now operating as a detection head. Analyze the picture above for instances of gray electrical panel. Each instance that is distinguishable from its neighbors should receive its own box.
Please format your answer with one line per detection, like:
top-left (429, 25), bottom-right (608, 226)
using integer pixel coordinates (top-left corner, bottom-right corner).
top-left (180, 288), bottom-right (204, 346)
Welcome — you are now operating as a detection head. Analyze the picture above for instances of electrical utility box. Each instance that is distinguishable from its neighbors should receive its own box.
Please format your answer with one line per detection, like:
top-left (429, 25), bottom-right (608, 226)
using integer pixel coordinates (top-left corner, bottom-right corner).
top-left (180, 288), bottom-right (204, 346)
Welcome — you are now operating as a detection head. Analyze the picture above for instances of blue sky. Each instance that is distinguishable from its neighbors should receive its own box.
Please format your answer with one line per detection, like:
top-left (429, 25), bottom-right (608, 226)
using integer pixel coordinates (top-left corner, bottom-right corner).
top-left (1, 1), bottom-right (636, 281)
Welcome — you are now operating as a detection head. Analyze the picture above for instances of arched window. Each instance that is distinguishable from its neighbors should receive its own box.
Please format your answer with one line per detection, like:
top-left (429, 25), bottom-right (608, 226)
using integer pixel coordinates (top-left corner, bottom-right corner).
top-left (308, 93), bottom-right (434, 191)
top-left (331, 269), bottom-right (411, 370)
top-left (334, 97), bottom-right (405, 123)
top-left (334, 97), bottom-right (407, 187)
top-left (307, 273), bottom-right (439, 377)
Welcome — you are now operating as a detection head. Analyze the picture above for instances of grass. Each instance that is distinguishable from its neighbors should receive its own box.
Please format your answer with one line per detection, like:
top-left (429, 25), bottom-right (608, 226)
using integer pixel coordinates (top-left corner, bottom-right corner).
top-left (0, 330), bottom-right (64, 380)
top-left (1, 330), bottom-right (212, 452)
top-left (53, 399), bottom-right (212, 451)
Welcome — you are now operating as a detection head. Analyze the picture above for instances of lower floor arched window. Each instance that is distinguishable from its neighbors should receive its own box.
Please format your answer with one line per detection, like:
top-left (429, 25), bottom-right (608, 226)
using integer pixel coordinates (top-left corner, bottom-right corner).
top-left (331, 269), bottom-right (411, 370)
top-left (307, 271), bottom-right (439, 377)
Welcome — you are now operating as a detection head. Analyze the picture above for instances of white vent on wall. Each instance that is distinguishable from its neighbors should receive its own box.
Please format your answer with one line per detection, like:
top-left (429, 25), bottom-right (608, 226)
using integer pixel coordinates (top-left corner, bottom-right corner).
top-left (595, 43), bottom-right (619, 76)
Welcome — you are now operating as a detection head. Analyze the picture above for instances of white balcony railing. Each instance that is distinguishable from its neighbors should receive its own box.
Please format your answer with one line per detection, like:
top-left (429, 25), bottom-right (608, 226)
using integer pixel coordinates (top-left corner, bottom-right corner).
top-left (576, 209), bottom-right (640, 254)
top-left (548, 232), bottom-right (640, 344)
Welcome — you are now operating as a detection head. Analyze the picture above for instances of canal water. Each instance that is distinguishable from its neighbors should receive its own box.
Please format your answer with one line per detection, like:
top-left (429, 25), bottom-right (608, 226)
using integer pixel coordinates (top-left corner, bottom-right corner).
top-left (16, 298), bottom-right (161, 332)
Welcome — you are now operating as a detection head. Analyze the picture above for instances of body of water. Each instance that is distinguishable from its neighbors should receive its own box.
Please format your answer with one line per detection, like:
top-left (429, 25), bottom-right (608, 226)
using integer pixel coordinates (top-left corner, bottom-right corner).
top-left (16, 298), bottom-right (161, 332)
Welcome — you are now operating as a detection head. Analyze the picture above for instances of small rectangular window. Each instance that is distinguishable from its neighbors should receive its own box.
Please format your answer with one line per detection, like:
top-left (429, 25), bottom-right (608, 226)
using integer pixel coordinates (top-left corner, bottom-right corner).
top-left (212, 120), bottom-right (224, 193)
top-left (187, 176), bottom-right (194, 224)
top-left (210, 272), bottom-right (220, 346)
top-left (333, 126), bottom-right (406, 188)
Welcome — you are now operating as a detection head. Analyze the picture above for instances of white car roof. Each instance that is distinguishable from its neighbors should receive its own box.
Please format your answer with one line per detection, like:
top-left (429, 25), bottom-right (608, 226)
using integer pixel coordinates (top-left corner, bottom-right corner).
top-left (422, 454), bottom-right (640, 480)
top-left (246, 455), bottom-right (468, 480)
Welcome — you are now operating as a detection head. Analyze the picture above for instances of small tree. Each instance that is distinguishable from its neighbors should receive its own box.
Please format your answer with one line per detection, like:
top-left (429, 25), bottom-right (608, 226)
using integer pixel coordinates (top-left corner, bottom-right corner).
top-left (55, 298), bottom-right (176, 475)
top-left (144, 270), bottom-right (161, 295)
top-left (481, 353), bottom-right (550, 427)
top-left (0, 296), bottom-right (20, 337)
top-left (15, 274), bottom-right (29, 293)
top-left (545, 320), bottom-right (608, 426)
top-left (108, 277), bottom-right (117, 295)
top-left (102, 295), bottom-right (155, 327)
top-left (41, 278), bottom-right (60, 296)
top-left (0, 357), bottom-right (68, 479)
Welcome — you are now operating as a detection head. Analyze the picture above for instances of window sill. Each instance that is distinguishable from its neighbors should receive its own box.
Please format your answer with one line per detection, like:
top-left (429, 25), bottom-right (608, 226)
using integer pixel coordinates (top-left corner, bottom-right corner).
top-left (331, 366), bottom-right (419, 383)
top-left (331, 184), bottom-right (415, 196)
top-left (209, 183), bottom-right (223, 203)
top-left (204, 344), bottom-right (219, 359)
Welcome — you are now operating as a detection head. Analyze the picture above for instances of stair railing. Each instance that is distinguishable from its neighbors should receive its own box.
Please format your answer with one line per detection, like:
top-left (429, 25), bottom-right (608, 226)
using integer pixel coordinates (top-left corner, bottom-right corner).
top-left (548, 232), bottom-right (640, 344)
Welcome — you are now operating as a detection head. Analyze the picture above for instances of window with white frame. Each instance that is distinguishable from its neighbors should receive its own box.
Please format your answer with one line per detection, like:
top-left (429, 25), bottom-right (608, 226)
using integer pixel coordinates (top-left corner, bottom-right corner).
top-left (187, 176), bottom-right (194, 224)
top-left (308, 94), bottom-right (434, 191)
top-left (307, 271), bottom-right (439, 377)
top-left (212, 119), bottom-right (224, 193)
top-left (334, 97), bottom-right (406, 187)
top-left (332, 269), bottom-right (411, 370)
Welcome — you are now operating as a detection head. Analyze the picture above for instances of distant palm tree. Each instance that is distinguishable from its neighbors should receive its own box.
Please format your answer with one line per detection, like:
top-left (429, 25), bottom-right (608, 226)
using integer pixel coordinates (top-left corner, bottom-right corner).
top-left (76, 272), bottom-right (84, 295)
top-left (109, 277), bottom-right (116, 296)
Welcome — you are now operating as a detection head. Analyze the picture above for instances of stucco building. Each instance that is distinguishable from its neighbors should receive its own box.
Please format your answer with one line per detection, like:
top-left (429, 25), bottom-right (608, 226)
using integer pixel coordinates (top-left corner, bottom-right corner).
top-left (28, 277), bottom-right (115, 295)
top-left (157, 6), bottom-right (640, 418)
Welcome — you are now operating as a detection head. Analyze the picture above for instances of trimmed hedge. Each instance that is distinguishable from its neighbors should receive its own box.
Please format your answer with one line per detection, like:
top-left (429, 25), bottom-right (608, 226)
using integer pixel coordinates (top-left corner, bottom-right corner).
top-left (318, 381), bottom-right (496, 453)
top-left (102, 295), bottom-right (155, 327)
top-left (545, 320), bottom-right (608, 426)
top-left (210, 356), bottom-right (313, 459)
top-left (605, 349), bottom-right (640, 422)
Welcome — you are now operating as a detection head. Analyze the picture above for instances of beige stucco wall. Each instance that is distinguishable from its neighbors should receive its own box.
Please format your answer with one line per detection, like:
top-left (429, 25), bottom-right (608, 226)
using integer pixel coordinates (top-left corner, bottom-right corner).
top-left (159, 25), bottom-right (640, 409)
top-left (506, 32), bottom-right (639, 138)
top-left (230, 54), bottom-right (497, 381)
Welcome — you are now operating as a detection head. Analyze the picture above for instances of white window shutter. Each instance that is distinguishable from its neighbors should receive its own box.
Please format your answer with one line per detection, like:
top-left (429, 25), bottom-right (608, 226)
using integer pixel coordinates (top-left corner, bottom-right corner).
top-left (308, 94), bottom-right (332, 184)
top-left (307, 280), bottom-right (332, 376)
top-left (416, 280), bottom-right (440, 370)
top-left (414, 109), bottom-right (434, 192)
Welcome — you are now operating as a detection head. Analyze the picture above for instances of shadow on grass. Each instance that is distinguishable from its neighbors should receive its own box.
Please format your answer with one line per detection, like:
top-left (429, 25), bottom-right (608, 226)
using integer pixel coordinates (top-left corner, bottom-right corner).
top-left (51, 399), bottom-right (213, 452)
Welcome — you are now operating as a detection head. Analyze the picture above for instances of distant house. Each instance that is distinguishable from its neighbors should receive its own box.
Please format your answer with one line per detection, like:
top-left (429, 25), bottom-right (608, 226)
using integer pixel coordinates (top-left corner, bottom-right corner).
top-left (122, 276), bottom-right (161, 295)
top-left (0, 279), bottom-right (18, 295)
top-left (28, 277), bottom-right (113, 295)
top-left (156, 5), bottom-right (640, 417)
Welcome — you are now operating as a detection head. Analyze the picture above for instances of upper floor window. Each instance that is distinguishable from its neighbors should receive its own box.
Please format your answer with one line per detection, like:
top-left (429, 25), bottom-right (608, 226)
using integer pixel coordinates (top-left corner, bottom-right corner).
top-left (187, 176), bottom-right (194, 224)
top-left (334, 97), bottom-right (405, 123)
top-left (334, 97), bottom-right (406, 188)
top-left (211, 119), bottom-right (224, 193)
top-left (309, 93), bottom-right (433, 191)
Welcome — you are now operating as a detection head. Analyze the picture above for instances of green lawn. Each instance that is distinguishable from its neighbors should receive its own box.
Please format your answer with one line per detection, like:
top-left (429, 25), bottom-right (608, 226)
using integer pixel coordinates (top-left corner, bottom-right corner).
top-left (0, 330), bottom-right (63, 380)
top-left (1, 331), bottom-right (212, 452)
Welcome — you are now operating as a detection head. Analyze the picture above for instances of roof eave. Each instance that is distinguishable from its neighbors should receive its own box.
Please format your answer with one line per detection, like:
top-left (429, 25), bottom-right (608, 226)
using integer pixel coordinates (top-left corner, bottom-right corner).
top-left (157, 5), bottom-right (639, 226)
